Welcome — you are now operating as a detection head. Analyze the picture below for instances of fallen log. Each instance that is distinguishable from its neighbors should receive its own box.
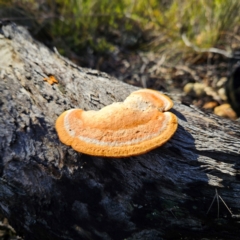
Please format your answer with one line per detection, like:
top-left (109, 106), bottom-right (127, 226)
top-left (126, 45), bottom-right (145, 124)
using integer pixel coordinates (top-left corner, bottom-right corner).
top-left (0, 23), bottom-right (240, 240)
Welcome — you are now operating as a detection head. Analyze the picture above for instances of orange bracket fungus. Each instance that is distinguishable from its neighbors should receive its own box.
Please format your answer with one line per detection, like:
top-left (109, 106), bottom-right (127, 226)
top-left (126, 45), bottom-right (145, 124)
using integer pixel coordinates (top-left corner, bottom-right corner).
top-left (55, 89), bottom-right (178, 157)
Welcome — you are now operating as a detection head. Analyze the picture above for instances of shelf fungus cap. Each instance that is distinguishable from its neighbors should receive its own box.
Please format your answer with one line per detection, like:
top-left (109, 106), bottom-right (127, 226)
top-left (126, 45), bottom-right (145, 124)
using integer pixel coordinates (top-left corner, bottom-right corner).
top-left (55, 89), bottom-right (178, 157)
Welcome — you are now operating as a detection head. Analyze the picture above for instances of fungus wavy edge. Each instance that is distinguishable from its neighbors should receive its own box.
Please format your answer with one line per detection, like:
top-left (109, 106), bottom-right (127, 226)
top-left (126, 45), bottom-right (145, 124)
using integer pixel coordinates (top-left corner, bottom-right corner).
top-left (55, 89), bottom-right (178, 157)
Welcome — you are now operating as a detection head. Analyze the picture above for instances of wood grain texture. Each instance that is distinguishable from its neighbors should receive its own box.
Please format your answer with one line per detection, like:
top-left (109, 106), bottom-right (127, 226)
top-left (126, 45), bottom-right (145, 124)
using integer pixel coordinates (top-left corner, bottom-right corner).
top-left (0, 23), bottom-right (240, 240)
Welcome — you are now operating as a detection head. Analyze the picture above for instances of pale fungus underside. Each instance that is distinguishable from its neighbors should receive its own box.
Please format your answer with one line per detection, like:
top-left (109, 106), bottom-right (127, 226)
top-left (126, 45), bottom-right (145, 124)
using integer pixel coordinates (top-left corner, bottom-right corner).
top-left (55, 89), bottom-right (178, 157)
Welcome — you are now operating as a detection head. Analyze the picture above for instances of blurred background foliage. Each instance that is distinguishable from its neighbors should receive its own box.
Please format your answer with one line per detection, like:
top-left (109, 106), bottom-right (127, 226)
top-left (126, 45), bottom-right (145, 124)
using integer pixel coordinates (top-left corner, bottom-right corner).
top-left (1, 0), bottom-right (240, 63)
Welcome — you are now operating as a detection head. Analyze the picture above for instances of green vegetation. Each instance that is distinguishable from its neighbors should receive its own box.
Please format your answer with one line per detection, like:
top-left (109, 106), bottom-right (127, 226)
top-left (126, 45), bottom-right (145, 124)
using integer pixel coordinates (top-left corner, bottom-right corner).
top-left (1, 0), bottom-right (240, 63)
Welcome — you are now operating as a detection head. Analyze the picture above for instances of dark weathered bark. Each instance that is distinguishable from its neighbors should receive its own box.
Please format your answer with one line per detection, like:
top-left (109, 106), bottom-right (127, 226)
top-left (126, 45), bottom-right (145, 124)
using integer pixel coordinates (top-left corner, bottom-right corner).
top-left (0, 23), bottom-right (240, 240)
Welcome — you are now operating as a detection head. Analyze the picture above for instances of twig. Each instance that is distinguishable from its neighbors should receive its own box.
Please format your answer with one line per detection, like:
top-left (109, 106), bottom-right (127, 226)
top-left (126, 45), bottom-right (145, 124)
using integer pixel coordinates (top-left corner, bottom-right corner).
top-left (216, 189), bottom-right (220, 218)
top-left (207, 191), bottom-right (217, 215)
top-left (181, 33), bottom-right (233, 58)
top-left (207, 188), bottom-right (234, 218)
top-left (218, 194), bottom-right (233, 215)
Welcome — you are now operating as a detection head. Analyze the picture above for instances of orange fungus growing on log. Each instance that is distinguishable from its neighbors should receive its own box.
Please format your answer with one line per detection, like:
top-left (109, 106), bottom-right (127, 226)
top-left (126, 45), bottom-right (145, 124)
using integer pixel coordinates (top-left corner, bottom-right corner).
top-left (55, 89), bottom-right (178, 157)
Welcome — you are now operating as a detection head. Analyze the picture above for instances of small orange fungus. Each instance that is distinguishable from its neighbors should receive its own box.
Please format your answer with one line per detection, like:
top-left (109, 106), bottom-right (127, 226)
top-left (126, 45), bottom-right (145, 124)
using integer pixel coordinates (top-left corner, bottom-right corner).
top-left (214, 103), bottom-right (237, 120)
top-left (43, 75), bottom-right (58, 85)
top-left (55, 89), bottom-right (178, 157)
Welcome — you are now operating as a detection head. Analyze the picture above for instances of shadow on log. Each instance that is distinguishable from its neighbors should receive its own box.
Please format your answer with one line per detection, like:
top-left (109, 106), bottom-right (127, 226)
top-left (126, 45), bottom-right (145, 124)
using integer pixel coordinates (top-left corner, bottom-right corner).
top-left (0, 23), bottom-right (240, 240)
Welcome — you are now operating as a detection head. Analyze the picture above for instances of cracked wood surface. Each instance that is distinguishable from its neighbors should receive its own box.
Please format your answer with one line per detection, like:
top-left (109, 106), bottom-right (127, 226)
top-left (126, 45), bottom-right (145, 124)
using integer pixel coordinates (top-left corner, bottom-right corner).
top-left (0, 23), bottom-right (240, 240)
